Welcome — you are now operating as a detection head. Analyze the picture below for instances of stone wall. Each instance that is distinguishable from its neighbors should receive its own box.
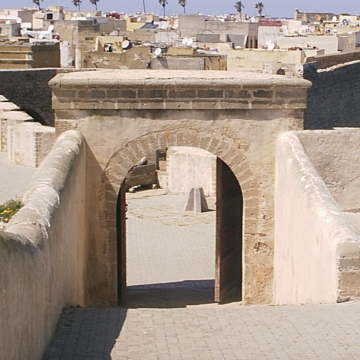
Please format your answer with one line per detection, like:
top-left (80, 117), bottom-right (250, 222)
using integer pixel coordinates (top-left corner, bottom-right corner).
top-left (306, 49), bottom-right (360, 69)
top-left (274, 131), bottom-right (360, 304)
top-left (50, 69), bottom-right (311, 306)
top-left (304, 61), bottom-right (360, 129)
top-left (0, 130), bottom-right (87, 360)
top-left (0, 69), bottom-right (76, 126)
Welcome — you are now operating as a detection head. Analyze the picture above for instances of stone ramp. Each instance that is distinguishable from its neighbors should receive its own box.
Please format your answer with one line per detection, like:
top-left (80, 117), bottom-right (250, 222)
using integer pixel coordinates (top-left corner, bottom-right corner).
top-left (44, 302), bottom-right (360, 360)
top-left (44, 190), bottom-right (360, 359)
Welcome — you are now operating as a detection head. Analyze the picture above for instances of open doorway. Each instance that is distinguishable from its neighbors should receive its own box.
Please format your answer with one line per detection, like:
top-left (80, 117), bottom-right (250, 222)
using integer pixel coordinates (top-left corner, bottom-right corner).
top-left (116, 148), bottom-right (243, 307)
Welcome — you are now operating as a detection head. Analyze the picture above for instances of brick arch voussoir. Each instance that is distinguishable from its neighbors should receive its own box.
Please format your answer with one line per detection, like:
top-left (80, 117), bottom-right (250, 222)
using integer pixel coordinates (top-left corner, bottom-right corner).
top-left (104, 129), bottom-right (260, 208)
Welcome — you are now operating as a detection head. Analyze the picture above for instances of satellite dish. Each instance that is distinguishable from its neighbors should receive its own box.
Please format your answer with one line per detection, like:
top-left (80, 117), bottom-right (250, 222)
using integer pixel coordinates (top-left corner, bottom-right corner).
top-left (186, 38), bottom-right (193, 47)
top-left (265, 41), bottom-right (270, 46)
top-left (5, 20), bottom-right (10, 25)
top-left (86, 13), bottom-right (91, 18)
top-left (267, 43), bottom-right (275, 51)
top-left (137, 17), bottom-right (142, 22)
top-left (182, 38), bottom-right (188, 45)
top-left (122, 40), bottom-right (130, 49)
top-left (48, 24), bottom-right (54, 32)
top-left (154, 47), bottom-right (162, 56)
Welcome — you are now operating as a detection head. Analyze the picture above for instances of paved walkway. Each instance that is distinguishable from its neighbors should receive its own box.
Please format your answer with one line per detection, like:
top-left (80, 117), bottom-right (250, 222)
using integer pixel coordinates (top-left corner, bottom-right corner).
top-left (42, 189), bottom-right (360, 359)
top-left (0, 152), bottom-right (36, 204)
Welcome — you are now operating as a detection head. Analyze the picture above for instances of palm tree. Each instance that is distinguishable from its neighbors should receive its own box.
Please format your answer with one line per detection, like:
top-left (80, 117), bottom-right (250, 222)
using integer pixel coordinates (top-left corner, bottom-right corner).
top-left (234, 1), bottom-right (244, 19)
top-left (255, 2), bottom-right (264, 17)
top-left (33, 0), bottom-right (42, 10)
top-left (179, 0), bottom-right (187, 14)
top-left (73, 0), bottom-right (82, 10)
top-left (142, 0), bottom-right (146, 13)
top-left (90, 0), bottom-right (99, 11)
top-left (159, 0), bottom-right (168, 18)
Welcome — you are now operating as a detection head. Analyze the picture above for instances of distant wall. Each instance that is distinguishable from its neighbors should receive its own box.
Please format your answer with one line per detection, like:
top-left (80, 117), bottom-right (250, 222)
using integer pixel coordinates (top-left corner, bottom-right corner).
top-left (0, 130), bottom-right (87, 360)
top-left (304, 61), bottom-right (360, 129)
top-left (0, 68), bottom-right (80, 126)
top-left (167, 146), bottom-right (216, 196)
top-left (274, 131), bottom-right (360, 304)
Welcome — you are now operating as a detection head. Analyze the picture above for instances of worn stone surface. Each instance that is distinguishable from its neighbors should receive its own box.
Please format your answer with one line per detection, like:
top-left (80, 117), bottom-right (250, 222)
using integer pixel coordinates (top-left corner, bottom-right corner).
top-left (44, 301), bottom-right (360, 360)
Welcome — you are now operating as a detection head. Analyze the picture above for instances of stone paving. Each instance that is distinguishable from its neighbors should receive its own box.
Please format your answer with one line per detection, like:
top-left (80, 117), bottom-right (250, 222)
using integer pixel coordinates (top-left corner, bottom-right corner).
top-left (0, 152), bottom-right (36, 204)
top-left (42, 189), bottom-right (360, 359)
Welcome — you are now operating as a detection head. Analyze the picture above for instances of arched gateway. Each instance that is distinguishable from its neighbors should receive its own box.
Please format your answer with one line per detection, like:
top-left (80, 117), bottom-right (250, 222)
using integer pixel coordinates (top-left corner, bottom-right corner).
top-left (105, 130), bottom-right (249, 305)
top-left (49, 70), bottom-right (311, 307)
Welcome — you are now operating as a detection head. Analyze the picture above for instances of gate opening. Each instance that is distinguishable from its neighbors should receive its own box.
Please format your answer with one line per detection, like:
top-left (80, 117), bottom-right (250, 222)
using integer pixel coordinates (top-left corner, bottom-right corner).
top-left (116, 149), bottom-right (243, 307)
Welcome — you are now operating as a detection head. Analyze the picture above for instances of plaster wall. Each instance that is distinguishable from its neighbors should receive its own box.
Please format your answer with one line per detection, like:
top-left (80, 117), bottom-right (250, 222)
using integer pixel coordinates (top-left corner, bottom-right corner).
top-left (226, 49), bottom-right (304, 72)
top-left (274, 131), bottom-right (360, 304)
top-left (0, 131), bottom-right (87, 360)
top-left (50, 69), bottom-right (311, 306)
top-left (167, 146), bottom-right (216, 196)
top-left (278, 35), bottom-right (338, 54)
top-left (297, 129), bottom-right (360, 212)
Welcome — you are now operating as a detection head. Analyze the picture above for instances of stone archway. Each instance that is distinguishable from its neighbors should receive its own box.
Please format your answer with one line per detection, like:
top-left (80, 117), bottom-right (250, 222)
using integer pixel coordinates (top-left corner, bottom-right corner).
top-left (102, 128), bottom-right (266, 305)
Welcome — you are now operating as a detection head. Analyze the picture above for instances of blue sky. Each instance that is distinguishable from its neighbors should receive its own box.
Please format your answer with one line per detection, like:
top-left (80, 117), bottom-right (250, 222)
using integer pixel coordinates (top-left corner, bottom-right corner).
top-left (7, 0), bottom-right (360, 18)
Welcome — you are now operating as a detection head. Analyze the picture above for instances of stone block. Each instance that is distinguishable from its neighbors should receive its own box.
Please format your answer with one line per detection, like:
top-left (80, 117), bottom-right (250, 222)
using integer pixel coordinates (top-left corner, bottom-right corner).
top-left (0, 111), bottom-right (33, 152)
top-left (7, 122), bottom-right (56, 167)
top-left (184, 187), bottom-right (209, 213)
top-left (167, 146), bottom-right (216, 196)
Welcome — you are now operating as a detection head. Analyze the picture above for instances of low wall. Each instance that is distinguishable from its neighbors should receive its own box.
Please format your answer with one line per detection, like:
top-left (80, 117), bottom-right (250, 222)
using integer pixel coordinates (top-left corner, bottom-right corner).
top-left (167, 146), bottom-right (216, 196)
top-left (0, 130), bottom-right (87, 360)
top-left (306, 49), bottom-right (360, 69)
top-left (274, 131), bottom-right (360, 304)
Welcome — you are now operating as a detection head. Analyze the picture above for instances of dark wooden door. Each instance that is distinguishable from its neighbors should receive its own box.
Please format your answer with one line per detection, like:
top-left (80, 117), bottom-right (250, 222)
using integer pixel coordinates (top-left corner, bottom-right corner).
top-left (117, 181), bottom-right (127, 306)
top-left (215, 158), bottom-right (243, 303)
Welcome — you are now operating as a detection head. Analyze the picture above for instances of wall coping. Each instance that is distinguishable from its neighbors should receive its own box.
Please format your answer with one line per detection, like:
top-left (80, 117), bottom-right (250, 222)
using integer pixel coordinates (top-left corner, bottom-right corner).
top-left (49, 69), bottom-right (312, 90)
top-left (50, 70), bottom-right (311, 112)
top-left (277, 131), bottom-right (360, 256)
top-left (2, 130), bottom-right (83, 245)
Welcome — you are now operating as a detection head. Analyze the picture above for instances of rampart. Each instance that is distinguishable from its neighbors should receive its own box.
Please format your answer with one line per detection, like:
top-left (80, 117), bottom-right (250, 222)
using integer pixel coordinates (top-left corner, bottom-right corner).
top-left (306, 49), bottom-right (360, 69)
top-left (0, 131), bottom-right (88, 360)
top-left (304, 61), bottom-right (360, 129)
top-left (274, 130), bottom-right (360, 304)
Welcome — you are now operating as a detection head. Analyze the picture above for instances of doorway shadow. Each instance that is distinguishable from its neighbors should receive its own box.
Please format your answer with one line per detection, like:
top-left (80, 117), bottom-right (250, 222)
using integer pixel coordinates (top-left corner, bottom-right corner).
top-left (126, 280), bottom-right (216, 308)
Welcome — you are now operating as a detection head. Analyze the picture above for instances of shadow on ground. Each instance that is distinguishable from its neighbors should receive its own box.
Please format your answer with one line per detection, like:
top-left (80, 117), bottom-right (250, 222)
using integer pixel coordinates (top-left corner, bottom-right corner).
top-left (43, 308), bottom-right (127, 360)
top-left (126, 279), bottom-right (217, 308)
